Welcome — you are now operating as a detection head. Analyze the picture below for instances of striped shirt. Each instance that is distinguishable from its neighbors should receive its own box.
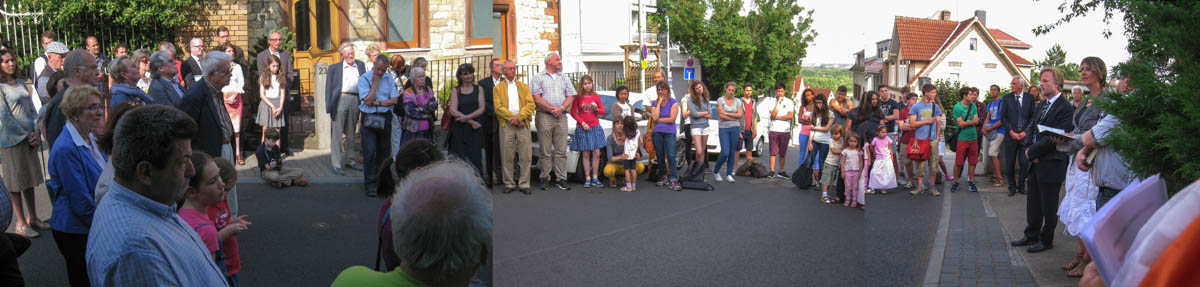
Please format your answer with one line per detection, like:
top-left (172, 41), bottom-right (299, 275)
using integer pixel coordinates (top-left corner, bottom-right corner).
top-left (529, 71), bottom-right (577, 109)
top-left (86, 182), bottom-right (228, 287)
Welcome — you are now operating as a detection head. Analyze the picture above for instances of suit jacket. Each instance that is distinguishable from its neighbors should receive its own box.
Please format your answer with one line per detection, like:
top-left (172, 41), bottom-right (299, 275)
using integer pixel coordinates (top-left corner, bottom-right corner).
top-left (1026, 94), bottom-right (1075, 183)
top-left (257, 48), bottom-right (294, 84)
top-left (181, 56), bottom-right (203, 89)
top-left (1000, 91), bottom-right (1035, 138)
top-left (494, 79), bottom-right (536, 127)
top-left (477, 76), bottom-right (501, 133)
top-left (179, 79), bottom-right (230, 157)
top-left (148, 78), bottom-right (185, 107)
top-left (324, 60), bottom-right (366, 114)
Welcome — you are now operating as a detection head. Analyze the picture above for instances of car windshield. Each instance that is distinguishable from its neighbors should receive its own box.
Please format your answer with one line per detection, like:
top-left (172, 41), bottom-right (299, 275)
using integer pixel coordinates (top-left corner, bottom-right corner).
top-left (599, 95), bottom-right (644, 121)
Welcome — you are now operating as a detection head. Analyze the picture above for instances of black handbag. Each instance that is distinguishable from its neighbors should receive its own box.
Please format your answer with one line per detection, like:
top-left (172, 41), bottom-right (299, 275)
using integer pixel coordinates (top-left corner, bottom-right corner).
top-left (363, 112), bottom-right (389, 132)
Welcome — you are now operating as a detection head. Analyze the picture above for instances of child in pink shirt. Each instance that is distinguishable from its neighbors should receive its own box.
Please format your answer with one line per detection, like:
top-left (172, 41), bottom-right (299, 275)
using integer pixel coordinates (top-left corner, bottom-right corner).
top-left (210, 157), bottom-right (251, 287)
top-left (179, 152), bottom-right (250, 286)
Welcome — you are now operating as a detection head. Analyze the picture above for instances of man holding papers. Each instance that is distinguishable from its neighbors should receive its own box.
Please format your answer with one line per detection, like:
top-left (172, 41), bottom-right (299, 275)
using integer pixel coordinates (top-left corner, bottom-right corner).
top-left (1011, 67), bottom-right (1075, 253)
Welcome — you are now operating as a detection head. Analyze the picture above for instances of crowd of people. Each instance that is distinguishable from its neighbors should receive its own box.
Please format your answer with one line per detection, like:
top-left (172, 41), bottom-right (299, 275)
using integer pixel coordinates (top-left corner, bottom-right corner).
top-left (0, 29), bottom-right (494, 287)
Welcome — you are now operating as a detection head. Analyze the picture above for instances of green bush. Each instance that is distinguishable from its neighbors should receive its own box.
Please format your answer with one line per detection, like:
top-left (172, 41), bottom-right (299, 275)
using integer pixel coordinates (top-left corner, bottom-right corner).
top-left (933, 79), bottom-right (967, 141)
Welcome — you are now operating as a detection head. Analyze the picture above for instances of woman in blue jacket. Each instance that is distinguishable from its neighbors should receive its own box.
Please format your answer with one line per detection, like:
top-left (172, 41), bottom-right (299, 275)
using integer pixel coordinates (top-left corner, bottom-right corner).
top-left (48, 85), bottom-right (107, 287)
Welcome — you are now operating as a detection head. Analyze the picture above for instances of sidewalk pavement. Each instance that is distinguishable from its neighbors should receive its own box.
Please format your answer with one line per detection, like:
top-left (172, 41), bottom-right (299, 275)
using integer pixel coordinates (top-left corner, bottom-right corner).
top-left (236, 149), bottom-right (365, 184)
top-left (984, 184), bottom-right (1083, 287)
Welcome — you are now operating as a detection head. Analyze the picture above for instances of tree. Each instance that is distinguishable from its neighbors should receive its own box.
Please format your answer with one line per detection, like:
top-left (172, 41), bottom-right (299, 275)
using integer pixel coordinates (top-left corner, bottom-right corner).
top-left (17, 0), bottom-right (193, 71)
top-left (1031, 44), bottom-right (1081, 82)
top-left (1036, 0), bottom-right (1200, 193)
top-left (651, 0), bottom-right (817, 96)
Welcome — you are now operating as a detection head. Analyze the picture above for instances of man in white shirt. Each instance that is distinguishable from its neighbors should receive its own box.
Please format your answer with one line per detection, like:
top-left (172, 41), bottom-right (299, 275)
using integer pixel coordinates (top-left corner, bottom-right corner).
top-left (325, 42), bottom-right (366, 176)
top-left (495, 60), bottom-right (536, 194)
top-left (760, 83), bottom-right (794, 178)
top-left (31, 30), bottom-right (56, 79)
top-left (639, 71), bottom-right (670, 111)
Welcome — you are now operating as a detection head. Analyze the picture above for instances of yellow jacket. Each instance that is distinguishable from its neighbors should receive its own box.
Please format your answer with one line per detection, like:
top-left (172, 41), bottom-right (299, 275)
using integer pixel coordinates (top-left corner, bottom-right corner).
top-left (494, 79), bottom-right (536, 127)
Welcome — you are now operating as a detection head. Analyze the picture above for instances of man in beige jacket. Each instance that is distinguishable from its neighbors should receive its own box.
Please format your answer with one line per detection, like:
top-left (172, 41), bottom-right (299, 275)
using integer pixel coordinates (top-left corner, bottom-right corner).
top-left (494, 60), bottom-right (537, 194)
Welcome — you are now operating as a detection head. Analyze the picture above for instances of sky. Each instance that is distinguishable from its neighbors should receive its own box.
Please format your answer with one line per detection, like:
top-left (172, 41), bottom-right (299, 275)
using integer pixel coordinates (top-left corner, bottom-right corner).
top-left (796, 0), bottom-right (1131, 67)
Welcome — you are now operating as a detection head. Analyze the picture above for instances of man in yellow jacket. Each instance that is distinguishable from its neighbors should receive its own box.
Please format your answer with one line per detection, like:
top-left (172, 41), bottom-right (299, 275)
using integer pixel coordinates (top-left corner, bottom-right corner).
top-left (494, 60), bottom-right (537, 194)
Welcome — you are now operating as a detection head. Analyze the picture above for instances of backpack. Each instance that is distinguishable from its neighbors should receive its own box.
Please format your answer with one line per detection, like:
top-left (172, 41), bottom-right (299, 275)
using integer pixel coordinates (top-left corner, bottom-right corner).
top-left (791, 150), bottom-right (816, 189)
top-left (680, 180), bottom-right (714, 191)
top-left (680, 161), bottom-right (707, 182)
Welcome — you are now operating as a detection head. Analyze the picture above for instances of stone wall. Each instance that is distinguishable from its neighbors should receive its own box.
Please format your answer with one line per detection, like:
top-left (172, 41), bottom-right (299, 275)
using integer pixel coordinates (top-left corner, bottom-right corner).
top-left (177, 0), bottom-right (250, 59)
top-left (516, 0), bottom-right (560, 66)
top-left (428, 0), bottom-right (467, 60)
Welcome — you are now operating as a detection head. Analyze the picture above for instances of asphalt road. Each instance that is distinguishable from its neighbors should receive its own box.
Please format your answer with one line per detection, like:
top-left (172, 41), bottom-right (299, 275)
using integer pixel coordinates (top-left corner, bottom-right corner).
top-left (14, 183), bottom-right (498, 287)
top-left (494, 147), bottom-right (864, 286)
top-left (865, 183), bottom-right (945, 287)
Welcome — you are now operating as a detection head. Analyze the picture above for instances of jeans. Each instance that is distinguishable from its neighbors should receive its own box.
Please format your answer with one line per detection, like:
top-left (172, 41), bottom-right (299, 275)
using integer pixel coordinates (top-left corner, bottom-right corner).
top-left (810, 142), bottom-right (829, 171)
top-left (713, 127), bottom-right (741, 176)
top-left (652, 131), bottom-right (678, 180)
top-left (361, 112), bottom-right (393, 192)
top-left (795, 134), bottom-right (810, 167)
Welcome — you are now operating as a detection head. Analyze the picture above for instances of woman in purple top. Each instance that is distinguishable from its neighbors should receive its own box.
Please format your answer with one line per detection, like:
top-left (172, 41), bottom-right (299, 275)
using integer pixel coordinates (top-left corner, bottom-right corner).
top-left (398, 67), bottom-right (436, 146)
top-left (649, 80), bottom-right (682, 191)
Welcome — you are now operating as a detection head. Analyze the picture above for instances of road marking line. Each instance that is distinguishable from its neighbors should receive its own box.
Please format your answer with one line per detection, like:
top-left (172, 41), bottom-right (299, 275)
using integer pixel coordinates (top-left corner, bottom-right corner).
top-left (922, 185), bottom-right (952, 286)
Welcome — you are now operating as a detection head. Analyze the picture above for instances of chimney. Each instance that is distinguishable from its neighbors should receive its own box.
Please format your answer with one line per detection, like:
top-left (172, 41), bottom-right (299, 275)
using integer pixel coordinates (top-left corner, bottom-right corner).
top-left (975, 10), bottom-right (987, 26)
top-left (940, 10), bottom-right (951, 21)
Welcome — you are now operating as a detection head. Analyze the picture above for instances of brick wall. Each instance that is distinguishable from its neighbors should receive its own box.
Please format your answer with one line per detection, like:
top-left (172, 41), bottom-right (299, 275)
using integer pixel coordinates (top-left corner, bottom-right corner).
top-left (516, 0), bottom-right (559, 66)
top-left (177, 0), bottom-right (251, 59)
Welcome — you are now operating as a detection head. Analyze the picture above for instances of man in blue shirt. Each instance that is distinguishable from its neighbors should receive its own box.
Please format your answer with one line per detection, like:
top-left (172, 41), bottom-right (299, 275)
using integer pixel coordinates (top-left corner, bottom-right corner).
top-left (86, 105), bottom-right (227, 287)
top-left (983, 85), bottom-right (1006, 187)
top-left (357, 55), bottom-right (399, 197)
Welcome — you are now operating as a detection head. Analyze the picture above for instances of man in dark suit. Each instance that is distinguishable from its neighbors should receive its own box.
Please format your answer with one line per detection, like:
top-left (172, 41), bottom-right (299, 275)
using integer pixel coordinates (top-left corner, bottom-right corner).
top-left (180, 37), bottom-right (205, 89)
top-left (476, 58), bottom-right (502, 185)
top-left (325, 42), bottom-right (366, 175)
top-left (1010, 68), bottom-right (1075, 253)
top-left (1000, 76), bottom-right (1036, 196)
top-left (179, 51), bottom-right (234, 159)
top-left (147, 50), bottom-right (185, 107)
top-left (258, 31), bottom-right (295, 155)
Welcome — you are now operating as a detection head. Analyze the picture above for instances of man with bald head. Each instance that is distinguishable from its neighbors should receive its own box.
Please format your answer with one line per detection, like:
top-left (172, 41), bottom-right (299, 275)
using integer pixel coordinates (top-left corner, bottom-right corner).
top-left (180, 37), bottom-right (205, 89)
top-left (40, 49), bottom-right (100, 149)
top-left (529, 52), bottom-right (576, 190)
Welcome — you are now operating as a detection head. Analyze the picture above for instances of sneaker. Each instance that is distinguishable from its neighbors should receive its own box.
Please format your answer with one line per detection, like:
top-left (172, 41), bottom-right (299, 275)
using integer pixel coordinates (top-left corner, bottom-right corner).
top-left (910, 187), bottom-right (923, 195)
top-left (766, 171), bottom-right (776, 178)
top-left (866, 189), bottom-right (875, 194)
top-left (541, 179), bottom-right (551, 190)
top-left (671, 179), bottom-right (682, 191)
top-left (331, 167), bottom-right (346, 176)
top-left (950, 182), bottom-right (959, 193)
top-left (968, 182), bottom-right (979, 192)
top-left (777, 172), bottom-right (791, 180)
top-left (555, 180), bottom-right (571, 190)
top-left (932, 189), bottom-right (942, 196)
top-left (715, 174), bottom-right (724, 182)
top-left (656, 179), bottom-right (667, 186)
top-left (583, 180), bottom-right (592, 188)
top-left (726, 174), bottom-right (736, 183)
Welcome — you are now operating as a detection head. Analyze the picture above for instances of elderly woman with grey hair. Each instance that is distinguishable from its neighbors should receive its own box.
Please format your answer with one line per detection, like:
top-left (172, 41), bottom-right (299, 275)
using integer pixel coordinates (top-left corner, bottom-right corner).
top-left (333, 158), bottom-right (491, 287)
top-left (108, 56), bottom-right (153, 108)
top-left (131, 49), bottom-right (151, 92)
top-left (48, 85), bottom-right (108, 286)
top-left (397, 67), bottom-right (437, 148)
top-left (147, 50), bottom-right (185, 107)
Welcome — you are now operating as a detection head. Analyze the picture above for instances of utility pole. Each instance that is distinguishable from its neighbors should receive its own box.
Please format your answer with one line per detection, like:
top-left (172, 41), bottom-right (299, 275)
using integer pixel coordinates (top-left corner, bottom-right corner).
top-left (639, 0), bottom-right (645, 93)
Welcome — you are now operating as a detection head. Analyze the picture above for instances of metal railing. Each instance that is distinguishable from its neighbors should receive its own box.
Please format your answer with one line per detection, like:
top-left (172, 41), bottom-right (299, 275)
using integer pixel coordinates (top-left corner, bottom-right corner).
top-left (0, 2), bottom-right (175, 76)
top-left (426, 55), bottom-right (494, 100)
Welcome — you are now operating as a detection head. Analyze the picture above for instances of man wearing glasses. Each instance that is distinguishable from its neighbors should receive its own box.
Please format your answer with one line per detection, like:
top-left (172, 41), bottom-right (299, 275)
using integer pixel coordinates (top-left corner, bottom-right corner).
top-left (257, 31), bottom-right (295, 155)
top-left (181, 37), bottom-right (205, 89)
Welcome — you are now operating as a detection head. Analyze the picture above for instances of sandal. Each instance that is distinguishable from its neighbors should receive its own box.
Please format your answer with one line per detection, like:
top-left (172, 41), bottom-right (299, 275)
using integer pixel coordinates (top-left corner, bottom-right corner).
top-left (1062, 252), bottom-right (1085, 270)
top-left (1066, 259), bottom-right (1091, 277)
top-left (843, 200), bottom-right (851, 207)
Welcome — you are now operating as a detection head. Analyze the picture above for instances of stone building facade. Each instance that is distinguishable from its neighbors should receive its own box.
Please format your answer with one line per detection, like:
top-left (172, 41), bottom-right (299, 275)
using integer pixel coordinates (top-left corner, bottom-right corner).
top-left (515, 0), bottom-right (560, 66)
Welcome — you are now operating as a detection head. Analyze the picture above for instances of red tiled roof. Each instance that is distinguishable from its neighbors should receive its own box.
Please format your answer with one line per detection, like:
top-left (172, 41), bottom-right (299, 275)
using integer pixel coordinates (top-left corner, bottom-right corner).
top-left (894, 16), bottom-right (963, 61)
top-left (988, 29), bottom-right (1032, 49)
top-left (1004, 47), bottom-right (1034, 66)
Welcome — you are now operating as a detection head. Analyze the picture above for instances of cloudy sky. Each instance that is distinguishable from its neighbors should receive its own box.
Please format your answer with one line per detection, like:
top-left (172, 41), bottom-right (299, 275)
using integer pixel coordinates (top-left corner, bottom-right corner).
top-left (795, 0), bottom-right (1131, 67)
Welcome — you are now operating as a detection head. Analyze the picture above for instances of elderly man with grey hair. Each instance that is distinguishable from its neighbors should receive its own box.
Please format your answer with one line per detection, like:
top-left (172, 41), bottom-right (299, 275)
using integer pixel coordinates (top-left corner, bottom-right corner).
top-left (147, 50), bottom-right (185, 107)
top-left (1000, 75), bottom-right (1036, 196)
top-left (179, 50), bottom-right (241, 215)
top-left (530, 52), bottom-right (577, 191)
top-left (39, 49), bottom-right (100, 150)
top-left (333, 159), bottom-right (492, 287)
top-left (86, 105), bottom-right (229, 287)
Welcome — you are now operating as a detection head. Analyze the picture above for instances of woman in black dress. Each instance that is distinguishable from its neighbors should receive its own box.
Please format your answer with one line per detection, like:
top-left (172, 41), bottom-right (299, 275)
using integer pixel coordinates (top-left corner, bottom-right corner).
top-left (447, 63), bottom-right (485, 174)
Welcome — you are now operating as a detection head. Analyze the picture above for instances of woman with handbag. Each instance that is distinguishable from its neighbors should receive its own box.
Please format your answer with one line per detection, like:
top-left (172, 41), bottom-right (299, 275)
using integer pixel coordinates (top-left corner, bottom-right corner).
top-left (447, 63), bottom-right (485, 175)
top-left (357, 55), bottom-right (400, 197)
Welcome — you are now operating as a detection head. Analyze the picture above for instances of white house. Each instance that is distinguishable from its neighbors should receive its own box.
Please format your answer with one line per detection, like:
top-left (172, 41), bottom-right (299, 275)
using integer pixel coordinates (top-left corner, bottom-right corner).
top-left (882, 10), bottom-right (1035, 91)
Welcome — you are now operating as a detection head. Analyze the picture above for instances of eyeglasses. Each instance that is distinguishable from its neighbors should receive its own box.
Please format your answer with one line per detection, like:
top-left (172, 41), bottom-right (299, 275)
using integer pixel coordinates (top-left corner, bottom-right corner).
top-left (86, 105), bottom-right (104, 112)
top-left (269, 38), bottom-right (282, 42)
